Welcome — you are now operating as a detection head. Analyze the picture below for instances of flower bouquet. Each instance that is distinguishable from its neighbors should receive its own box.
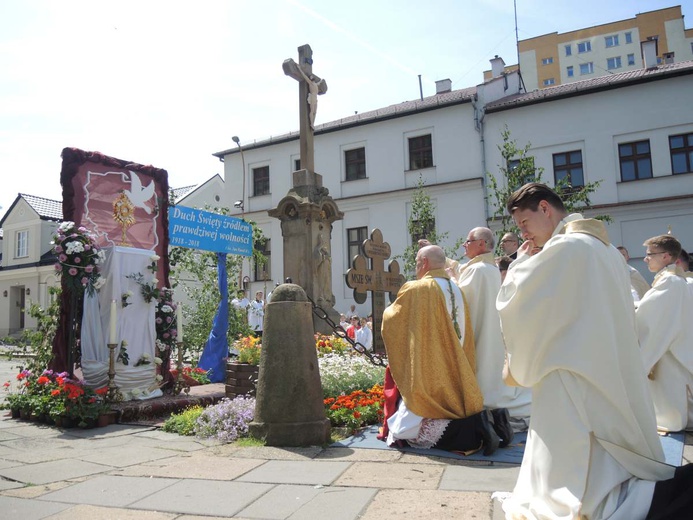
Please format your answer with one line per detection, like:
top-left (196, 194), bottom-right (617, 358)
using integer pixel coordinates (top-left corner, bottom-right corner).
top-left (52, 222), bottom-right (104, 295)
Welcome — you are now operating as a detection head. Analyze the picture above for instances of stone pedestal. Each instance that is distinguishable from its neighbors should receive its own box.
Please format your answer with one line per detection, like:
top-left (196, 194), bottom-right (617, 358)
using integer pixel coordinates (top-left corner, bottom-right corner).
top-left (268, 169), bottom-right (343, 334)
top-left (248, 284), bottom-right (331, 446)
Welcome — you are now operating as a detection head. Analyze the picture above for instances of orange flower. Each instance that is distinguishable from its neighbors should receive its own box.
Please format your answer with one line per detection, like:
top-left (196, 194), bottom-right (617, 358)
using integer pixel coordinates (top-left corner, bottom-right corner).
top-left (353, 411), bottom-right (361, 419)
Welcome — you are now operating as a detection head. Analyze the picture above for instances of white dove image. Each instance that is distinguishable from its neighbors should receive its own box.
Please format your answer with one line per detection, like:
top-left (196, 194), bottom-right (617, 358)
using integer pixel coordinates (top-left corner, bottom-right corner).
top-left (122, 171), bottom-right (155, 214)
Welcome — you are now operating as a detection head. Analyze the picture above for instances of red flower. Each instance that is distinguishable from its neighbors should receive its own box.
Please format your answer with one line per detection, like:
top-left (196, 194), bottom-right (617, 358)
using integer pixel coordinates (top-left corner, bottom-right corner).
top-left (353, 411), bottom-right (361, 419)
top-left (95, 387), bottom-right (108, 395)
top-left (37, 376), bottom-right (50, 385)
top-left (51, 389), bottom-right (61, 396)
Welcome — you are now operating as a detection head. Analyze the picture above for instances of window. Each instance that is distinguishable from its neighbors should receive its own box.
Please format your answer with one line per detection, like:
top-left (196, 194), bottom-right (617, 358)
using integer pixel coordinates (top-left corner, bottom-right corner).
top-left (253, 239), bottom-right (271, 281)
top-left (607, 56), bottom-right (622, 70)
top-left (543, 78), bottom-right (555, 86)
top-left (294, 158), bottom-right (301, 171)
top-left (410, 219), bottom-right (436, 245)
top-left (605, 35), bottom-right (619, 47)
top-left (627, 53), bottom-right (635, 66)
top-left (408, 134), bottom-right (433, 170)
top-left (345, 147), bottom-right (366, 181)
top-left (553, 150), bottom-right (584, 187)
top-left (15, 230), bottom-right (28, 258)
top-left (579, 62), bottom-right (594, 75)
top-left (542, 57), bottom-right (554, 65)
top-left (565, 44), bottom-right (572, 56)
top-left (619, 140), bottom-right (652, 181)
top-left (577, 41), bottom-right (592, 53)
top-left (252, 165), bottom-right (270, 196)
top-left (625, 32), bottom-right (633, 44)
top-left (567, 66), bottom-right (574, 77)
top-left (347, 227), bottom-right (368, 265)
top-left (669, 132), bottom-right (693, 174)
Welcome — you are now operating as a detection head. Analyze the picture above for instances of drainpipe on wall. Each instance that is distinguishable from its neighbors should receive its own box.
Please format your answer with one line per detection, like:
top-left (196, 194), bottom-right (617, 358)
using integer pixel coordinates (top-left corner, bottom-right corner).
top-left (472, 93), bottom-right (489, 221)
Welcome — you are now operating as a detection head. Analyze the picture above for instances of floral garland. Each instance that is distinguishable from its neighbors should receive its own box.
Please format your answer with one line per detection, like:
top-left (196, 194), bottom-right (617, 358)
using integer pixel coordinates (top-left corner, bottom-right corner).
top-left (123, 255), bottom-right (161, 305)
top-left (155, 287), bottom-right (178, 353)
top-left (52, 222), bottom-right (105, 296)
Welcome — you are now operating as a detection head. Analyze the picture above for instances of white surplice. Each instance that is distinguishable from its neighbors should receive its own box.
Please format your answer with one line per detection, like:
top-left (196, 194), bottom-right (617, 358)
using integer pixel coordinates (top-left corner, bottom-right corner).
top-left (636, 264), bottom-right (693, 432)
top-left (497, 214), bottom-right (674, 520)
top-left (456, 253), bottom-right (531, 417)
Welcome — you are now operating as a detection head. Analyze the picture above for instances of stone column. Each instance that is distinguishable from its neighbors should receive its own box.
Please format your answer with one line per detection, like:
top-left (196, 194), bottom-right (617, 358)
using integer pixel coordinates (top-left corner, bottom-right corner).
top-left (248, 284), bottom-right (331, 446)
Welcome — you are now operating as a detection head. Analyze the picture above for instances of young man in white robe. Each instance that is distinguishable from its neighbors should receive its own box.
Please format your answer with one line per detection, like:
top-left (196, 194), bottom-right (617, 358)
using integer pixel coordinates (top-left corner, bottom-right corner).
top-left (496, 183), bottom-right (691, 520)
top-left (636, 235), bottom-right (693, 433)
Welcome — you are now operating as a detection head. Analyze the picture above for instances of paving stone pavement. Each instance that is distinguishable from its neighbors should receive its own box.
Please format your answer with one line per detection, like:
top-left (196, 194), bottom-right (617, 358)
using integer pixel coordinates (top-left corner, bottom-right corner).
top-left (1, 357), bottom-right (691, 520)
top-left (0, 412), bottom-right (528, 520)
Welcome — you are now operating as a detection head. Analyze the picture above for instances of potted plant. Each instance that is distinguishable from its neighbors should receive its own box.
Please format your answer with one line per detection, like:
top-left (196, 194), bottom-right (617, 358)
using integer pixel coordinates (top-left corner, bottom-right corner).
top-left (227, 335), bottom-right (261, 398)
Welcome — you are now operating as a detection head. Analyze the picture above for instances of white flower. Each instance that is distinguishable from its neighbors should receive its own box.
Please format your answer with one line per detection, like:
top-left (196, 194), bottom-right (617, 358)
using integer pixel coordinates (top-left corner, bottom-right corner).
top-left (142, 354), bottom-right (150, 360)
top-left (156, 375), bottom-right (163, 381)
top-left (154, 357), bottom-right (163, 365)
top-left (161, 305), bottom-right (173, 313)
top-left (58, 221), bottom-right (75, 232)
top-left (151, 278), bottom-right (158, 285)
top-left (93, 277), bottom-right (106, 289)
top-left (65, 241), bottom-right (85, 255)
top-left (121, 340), bottom-right (128, 347)
top-left (131, 388), bottom-right (141, 397)
top-left (150, 255), bottom-right (160, 262)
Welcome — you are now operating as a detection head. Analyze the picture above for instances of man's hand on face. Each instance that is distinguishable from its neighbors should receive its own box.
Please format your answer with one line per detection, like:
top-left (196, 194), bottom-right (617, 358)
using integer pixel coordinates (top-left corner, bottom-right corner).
top-left (518, 239), bottom-right (542, 256)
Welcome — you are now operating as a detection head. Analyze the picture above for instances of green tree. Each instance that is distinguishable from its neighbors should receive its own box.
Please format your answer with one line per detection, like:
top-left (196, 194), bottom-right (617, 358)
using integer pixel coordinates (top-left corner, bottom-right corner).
top-left (13, 286), bottom-right (62, 375)
top-left (168, 207), bottom-right (268, 362)
top-left (486, 126), bottom-right (607, 252)
top-left (396, 176), bottom-right (463, 279)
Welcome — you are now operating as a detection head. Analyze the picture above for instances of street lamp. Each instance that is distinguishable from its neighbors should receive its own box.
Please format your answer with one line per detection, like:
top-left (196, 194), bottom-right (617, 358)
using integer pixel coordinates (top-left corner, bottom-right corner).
top-left (231, 136), bottom-right (246, 220)
top-left (232, 136), bottom-right (247, 294)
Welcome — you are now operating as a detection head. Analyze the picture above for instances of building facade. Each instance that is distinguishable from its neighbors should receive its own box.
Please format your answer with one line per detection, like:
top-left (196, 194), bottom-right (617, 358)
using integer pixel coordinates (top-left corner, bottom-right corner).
top-left (216, 53), bottom-right (693, 317)
top-left (485, 6), bottom-right (693, 91)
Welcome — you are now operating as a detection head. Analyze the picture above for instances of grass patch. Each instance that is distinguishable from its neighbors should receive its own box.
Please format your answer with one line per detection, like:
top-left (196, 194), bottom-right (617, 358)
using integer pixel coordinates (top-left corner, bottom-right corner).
top-left (161, 406), bottom-right (204, 436)
top-left (234, 436), bottom-right (266, 447)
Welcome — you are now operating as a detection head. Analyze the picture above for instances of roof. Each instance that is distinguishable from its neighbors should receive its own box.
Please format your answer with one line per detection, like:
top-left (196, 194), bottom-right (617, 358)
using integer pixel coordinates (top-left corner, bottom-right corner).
top-left (20, 193), bottom-right (63, 221)
top-left (214, 87), bottom-right (477, 156)
top-left (171, 184), bottom-right (197, 202)
top-left (485, 60), bottom-right (693, 112)
top-left (0, 193), bottom-right (63, 227)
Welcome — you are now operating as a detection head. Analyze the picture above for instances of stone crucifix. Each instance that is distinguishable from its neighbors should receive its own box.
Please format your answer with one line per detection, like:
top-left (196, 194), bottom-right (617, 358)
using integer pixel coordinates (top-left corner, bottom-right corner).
top-left (282, 44), bottom-right (327, 174)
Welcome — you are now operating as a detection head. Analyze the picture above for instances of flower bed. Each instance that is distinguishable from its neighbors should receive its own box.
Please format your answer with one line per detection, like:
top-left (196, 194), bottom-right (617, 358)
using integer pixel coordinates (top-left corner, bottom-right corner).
top-left (2, 369), bottom-right (111, 428)
top-left (324, 385), bottom-right (384, 432)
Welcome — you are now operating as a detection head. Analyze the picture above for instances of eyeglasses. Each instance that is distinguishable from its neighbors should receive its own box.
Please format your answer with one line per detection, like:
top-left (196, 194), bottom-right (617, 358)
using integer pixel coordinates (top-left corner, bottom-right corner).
top-left (464, 238), bottom-right (483, 245)
top-left (500, 239), bottom-right (517, 244)
top-left (644, 252), bottom-right (666, 258)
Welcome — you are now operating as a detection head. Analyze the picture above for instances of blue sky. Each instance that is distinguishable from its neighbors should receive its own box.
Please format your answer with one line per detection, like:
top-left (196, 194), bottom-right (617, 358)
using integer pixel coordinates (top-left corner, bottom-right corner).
top-left (1, 0), bottom-right (690, 216)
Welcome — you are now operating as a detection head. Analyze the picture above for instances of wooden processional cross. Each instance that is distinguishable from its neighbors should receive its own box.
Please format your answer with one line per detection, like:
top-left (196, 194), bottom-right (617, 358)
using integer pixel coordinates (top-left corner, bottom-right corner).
top-left (282, 44), bottom-right (327, 174)
top-left (345, 229), bottom-right (406, 353)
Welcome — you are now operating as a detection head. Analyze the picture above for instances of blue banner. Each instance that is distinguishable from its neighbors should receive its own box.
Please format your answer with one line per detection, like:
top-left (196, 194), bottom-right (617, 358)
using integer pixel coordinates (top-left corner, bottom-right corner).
top-left (197, 253), bottom-right (229, 383)
top-left (168, 206), bottom-right (252, 256)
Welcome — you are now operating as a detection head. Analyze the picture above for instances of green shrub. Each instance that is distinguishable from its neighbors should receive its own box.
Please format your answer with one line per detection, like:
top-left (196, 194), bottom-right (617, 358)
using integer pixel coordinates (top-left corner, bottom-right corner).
top-left (161, 406), bottom-right (204, 436)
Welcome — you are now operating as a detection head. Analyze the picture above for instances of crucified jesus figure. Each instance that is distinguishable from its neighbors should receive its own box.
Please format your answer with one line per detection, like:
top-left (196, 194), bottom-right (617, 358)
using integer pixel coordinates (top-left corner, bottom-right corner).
top-left (283, 44), bottom-right (327, 173)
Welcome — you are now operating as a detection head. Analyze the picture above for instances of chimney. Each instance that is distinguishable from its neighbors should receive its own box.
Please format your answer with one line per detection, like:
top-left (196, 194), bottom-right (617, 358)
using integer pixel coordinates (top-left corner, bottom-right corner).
top-left (435, 78), bottom-right (452, 94)
top-left (641, 38), bottom-right (658, 70)
top-left (490, 55), bottom-right (506, 78)
top-left (663, 51), bottom-right (675, 64)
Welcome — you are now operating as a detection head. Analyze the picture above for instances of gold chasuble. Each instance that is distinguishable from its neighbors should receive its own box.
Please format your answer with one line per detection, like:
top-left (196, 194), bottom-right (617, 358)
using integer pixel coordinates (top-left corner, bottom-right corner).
top-left (382, 269), bottom-right (483, 419)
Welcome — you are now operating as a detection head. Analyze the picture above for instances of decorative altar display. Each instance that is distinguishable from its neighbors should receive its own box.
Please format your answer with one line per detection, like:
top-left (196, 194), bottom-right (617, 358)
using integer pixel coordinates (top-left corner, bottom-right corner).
top-left (81, 246), bottom-right (162, 400)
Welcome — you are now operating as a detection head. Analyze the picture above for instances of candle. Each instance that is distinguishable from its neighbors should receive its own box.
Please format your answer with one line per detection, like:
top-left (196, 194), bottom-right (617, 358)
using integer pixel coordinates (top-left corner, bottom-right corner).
top-left (176, 303), bottom-right (183, 342)
top-left (109, 299), bottom-right (117, 344)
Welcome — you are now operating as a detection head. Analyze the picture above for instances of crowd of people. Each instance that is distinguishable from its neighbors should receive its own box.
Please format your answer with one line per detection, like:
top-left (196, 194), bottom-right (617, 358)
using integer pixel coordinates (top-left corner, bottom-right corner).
top-left (378, 182), bottom-right (693, 520)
